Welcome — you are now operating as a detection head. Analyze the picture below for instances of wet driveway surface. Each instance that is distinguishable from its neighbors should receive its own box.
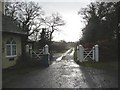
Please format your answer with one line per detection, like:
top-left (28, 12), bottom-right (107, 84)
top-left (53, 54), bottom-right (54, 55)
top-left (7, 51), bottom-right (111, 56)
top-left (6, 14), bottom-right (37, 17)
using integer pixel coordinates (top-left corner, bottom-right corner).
top-left (3, 48), bottom-right (118, 88)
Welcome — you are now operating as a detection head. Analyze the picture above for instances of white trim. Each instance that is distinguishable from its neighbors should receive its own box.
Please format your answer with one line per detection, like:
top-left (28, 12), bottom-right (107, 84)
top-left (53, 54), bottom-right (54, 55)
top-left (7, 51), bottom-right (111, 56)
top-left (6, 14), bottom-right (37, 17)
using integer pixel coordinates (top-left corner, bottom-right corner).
top-left (6, 55), bottom-right (17, 58)
top-left (6, 40), bottom-right (17, 57)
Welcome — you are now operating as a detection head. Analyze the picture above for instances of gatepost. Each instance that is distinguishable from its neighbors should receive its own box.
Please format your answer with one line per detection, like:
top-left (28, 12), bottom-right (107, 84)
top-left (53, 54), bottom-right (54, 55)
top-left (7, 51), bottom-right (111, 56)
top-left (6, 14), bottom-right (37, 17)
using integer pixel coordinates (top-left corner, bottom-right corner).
top-left (44, 44), bottom-right (50, 66)
top-left (44, 44), bottom-right (49, 54)
top-left (79, 45), bottom-right (84, 62)
top-left (26, 45), bottom-right (29, 54)
top-left (95, 45), bottom-right (99, 62)
top-left (92, 46), bottom-right (95, 60)
top-left (76, 46), bottom-right (79, 61)
top-left (29, 45), bottom-right (32, 57)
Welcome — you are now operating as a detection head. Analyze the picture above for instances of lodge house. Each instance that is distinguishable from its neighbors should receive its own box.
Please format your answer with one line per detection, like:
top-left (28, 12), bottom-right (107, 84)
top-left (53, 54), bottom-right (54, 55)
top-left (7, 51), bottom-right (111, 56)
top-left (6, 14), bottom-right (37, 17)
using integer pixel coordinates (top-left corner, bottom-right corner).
top-left (1, 1), bottom-right (27, 69)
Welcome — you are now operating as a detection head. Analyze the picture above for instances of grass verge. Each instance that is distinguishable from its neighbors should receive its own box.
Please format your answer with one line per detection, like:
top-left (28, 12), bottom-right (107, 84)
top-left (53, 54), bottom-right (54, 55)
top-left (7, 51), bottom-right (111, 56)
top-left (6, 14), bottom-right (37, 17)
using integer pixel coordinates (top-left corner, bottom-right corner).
top-left (77, 60), bottom-right (118, 71)
top-left (73, 48), bottom-right (118, 71)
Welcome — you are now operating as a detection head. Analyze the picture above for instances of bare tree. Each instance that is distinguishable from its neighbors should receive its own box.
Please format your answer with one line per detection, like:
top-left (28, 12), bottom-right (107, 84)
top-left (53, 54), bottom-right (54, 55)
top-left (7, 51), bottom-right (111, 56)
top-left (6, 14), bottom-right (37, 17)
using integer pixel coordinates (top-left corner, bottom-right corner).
top-left (43, 12), bottom-right (65, 42)
top-left (5, 1), bottom-right (45, 56)
top-left (5, 1), bottom-right (44, 40)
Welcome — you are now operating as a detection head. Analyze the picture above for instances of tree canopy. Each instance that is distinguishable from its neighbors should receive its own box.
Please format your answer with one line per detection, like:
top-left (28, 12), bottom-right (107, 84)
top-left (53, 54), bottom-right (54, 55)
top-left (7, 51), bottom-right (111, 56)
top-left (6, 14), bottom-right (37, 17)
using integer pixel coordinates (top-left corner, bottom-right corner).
top-left (5, 1), bottom-right (44, 38)
top-left (78, 2), bottom-right (118, 43)
top-left (5, 2), bottom-right (65, 47)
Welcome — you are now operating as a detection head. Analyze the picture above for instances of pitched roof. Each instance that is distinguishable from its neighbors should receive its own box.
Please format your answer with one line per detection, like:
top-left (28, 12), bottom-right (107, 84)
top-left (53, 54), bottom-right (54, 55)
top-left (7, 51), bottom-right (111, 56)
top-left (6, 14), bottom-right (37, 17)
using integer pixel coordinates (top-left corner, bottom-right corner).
top-left (2, 14), bottom-right (27, 35)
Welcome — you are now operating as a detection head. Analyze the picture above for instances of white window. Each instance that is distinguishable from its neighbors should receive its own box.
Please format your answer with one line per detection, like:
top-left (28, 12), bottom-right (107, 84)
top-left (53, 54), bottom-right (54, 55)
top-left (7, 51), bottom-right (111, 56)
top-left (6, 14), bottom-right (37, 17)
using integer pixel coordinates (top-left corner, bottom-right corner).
top-left (6, 39), bottom-right (17, 57)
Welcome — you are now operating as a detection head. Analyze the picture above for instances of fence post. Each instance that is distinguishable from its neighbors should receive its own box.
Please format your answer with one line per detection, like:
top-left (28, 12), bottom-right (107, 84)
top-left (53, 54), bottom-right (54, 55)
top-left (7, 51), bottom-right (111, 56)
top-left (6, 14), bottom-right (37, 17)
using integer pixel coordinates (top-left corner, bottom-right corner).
top-left (92, 46), bottom-right (95, 60)
top-left (79, 45), bottom-right (84, 62)
top-left (26, 45), bottom-right (29, 54)
top-left (29, 45), bottom-right (32, 57)
top-left (77, 46), bottom-right (79, 61)
top-left (44, 44), bottom-right (49, 54)
top-left (95, 44), bottom-right (99, 62)
top-left (44, 44), bottom-right (50, 66)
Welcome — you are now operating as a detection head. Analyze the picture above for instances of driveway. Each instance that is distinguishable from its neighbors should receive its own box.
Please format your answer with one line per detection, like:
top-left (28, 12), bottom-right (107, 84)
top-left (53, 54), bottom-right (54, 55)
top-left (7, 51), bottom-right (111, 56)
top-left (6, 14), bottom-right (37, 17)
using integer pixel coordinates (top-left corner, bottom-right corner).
top-left (3, 48), bottom-right (118, 88)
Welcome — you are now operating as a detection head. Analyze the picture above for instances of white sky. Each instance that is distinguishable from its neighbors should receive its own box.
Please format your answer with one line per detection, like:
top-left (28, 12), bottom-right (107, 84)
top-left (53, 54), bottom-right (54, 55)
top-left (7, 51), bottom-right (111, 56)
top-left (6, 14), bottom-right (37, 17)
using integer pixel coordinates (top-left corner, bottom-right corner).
top-left (24, 0), bottom-right (95, 42)
top-left (39, 2), bottom-right (89, 42)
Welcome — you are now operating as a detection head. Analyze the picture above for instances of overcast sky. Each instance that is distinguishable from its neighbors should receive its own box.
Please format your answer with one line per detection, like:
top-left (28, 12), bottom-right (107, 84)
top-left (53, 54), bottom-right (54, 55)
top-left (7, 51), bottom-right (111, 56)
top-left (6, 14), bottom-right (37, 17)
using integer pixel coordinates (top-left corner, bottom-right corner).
top-left (26, 0), bottom-right (95, 42)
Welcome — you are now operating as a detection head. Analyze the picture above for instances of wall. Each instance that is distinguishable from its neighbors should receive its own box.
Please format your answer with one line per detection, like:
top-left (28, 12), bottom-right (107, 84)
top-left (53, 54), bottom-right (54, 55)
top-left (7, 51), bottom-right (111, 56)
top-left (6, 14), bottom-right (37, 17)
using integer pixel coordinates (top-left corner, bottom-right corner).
top-left (2, 33), bottom-right (22, 69)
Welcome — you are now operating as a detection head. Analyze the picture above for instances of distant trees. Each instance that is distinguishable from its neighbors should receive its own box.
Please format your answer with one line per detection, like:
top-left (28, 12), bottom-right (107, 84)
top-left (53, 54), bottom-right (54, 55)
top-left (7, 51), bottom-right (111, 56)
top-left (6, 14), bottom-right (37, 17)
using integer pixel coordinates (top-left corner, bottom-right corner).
top-left (51, 40), bottom-right (75, 53)
top-left (51, 40), bottom-right (68, 53)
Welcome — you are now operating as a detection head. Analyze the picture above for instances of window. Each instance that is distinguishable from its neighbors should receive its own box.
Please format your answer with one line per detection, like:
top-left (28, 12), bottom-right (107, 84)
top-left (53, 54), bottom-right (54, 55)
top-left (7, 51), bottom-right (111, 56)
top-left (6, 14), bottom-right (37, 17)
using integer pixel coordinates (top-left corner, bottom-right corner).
top-left (6, 39), bottom-right (17, 57)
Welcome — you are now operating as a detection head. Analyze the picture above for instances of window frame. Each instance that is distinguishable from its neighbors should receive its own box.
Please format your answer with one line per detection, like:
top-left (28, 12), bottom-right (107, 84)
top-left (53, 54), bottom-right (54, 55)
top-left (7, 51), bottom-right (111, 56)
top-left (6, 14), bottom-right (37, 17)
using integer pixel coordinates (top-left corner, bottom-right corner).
top-left (6, 39), bottom-right (17, 57)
